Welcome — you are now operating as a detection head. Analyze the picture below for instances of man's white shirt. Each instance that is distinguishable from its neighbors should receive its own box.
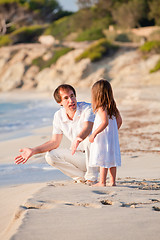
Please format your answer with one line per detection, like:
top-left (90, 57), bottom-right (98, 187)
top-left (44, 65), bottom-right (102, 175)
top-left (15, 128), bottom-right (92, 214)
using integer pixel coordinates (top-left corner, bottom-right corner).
top-left (52, 102), bottom-right (95, 151)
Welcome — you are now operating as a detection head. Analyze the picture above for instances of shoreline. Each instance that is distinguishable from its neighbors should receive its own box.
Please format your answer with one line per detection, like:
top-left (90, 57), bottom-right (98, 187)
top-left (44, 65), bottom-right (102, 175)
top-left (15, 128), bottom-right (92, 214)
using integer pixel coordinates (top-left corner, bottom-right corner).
top-left (0, 88), bottom-right (92, 143)
top-left (0, 90), bottom-right (57, 143)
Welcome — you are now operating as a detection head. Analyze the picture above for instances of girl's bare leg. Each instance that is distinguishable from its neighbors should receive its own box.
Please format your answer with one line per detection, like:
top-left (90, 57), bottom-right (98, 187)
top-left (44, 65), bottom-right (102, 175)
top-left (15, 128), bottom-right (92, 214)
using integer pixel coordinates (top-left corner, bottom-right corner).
top-left (93, 167), bottom-right (108, 186)
top-left (109, 167), bottom-right (116, 186)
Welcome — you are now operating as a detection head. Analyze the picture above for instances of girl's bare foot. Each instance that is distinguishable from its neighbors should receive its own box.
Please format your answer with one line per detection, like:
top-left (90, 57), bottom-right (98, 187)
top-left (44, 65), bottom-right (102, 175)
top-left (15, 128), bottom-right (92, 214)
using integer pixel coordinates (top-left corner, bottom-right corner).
top-left (109, 182), bottom-right (116, 186)
top-left (93, 182), bottom-right (106, 187)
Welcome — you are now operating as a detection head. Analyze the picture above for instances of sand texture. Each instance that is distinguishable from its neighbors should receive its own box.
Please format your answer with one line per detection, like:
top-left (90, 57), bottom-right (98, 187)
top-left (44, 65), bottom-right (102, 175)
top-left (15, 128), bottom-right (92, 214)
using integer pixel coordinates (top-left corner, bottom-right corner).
top-left (9, 173), bottom-right (160, 240)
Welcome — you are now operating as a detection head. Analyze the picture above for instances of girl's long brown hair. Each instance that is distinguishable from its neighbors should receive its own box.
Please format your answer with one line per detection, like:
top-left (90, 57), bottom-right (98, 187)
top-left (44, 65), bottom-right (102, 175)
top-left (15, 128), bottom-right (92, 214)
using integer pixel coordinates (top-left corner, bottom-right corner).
top-left (91, 79), bottom-right (118, 118)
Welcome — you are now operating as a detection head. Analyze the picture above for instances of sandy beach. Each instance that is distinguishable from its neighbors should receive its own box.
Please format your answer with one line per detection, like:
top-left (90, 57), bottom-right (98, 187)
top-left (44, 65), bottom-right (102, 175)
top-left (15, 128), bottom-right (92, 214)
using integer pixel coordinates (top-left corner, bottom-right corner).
top-left (0, 86), bottom-right (160, 240)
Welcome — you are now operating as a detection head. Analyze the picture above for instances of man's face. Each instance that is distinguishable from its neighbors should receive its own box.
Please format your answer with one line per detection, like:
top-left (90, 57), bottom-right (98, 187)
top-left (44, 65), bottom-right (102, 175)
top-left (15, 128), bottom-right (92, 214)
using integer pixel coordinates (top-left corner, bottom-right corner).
top-left (59, 89), bottom-right (77, 117)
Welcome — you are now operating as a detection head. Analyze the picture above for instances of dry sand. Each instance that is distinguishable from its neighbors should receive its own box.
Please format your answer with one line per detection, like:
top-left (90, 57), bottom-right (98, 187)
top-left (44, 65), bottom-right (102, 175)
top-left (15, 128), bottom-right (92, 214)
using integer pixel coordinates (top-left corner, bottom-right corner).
top-left (0, 85), bottom-right (160, 240)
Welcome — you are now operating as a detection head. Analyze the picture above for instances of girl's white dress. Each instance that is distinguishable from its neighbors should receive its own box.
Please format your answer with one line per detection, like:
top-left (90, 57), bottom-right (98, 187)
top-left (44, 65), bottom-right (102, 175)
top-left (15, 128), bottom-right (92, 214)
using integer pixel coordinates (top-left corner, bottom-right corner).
top-left (89, 112), bottom-right (121, 168)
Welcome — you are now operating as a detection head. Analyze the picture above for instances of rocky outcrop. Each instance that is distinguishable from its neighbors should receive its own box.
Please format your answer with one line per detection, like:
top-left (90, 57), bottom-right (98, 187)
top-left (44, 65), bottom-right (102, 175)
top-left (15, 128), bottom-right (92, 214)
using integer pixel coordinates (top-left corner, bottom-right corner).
top-left (0, 62), bottom-right (24, 91)
top-left (38, 35), bottom-right (57, 46)
top-left (22, 65), bottom-right (39, 89)
top-left (109, 49), bottom-right (160, 87)
top-left (0, 44), bottom-right (46, 91)
top-left (0, 41), bottom-right (160, 92)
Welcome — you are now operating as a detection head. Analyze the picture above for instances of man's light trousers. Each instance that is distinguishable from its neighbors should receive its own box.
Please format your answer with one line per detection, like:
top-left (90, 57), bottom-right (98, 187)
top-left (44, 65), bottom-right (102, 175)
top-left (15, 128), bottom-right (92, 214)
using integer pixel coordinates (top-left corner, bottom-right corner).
top-left (45, 141), bottom-right (98, 181)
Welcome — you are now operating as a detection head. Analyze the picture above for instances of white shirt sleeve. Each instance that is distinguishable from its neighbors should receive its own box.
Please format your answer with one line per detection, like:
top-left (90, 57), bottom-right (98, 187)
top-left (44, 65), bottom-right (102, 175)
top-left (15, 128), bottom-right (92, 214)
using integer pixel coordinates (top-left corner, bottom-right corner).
top-left (83, 103), bottom-right (95, 122)
top-left (52, 111), bottom-right (63, 135)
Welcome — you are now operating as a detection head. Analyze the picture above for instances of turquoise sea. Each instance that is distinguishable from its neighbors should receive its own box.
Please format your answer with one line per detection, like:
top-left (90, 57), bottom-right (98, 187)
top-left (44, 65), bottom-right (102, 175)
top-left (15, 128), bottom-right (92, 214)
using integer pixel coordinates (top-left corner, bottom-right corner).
top-left (0, 98), bottom-right (69, 186)
top-left (0, 98), bottom-right (57, 141)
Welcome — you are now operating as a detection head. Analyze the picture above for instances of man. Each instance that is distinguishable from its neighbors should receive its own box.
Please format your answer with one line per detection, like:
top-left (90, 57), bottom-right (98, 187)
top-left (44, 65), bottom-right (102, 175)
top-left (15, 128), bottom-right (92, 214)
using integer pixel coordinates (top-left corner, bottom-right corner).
top-left (15, 84), bottom-right (98, 183)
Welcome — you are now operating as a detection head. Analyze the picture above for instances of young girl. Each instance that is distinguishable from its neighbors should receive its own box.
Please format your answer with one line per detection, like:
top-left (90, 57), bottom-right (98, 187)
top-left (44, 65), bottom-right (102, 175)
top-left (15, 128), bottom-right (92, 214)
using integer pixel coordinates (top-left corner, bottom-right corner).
top-left (89, 79), bottom-right (122, 186)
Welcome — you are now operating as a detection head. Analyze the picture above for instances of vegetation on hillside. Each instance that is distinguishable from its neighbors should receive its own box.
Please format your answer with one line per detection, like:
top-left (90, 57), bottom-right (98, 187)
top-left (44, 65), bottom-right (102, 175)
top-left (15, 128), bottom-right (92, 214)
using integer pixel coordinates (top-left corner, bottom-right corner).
top-left (140, 41), bottom-right (160, 54)
top-left (1, 0), bottom-right (160, 43)
top-left (0, 35), bottom-right (11, 47)
top-left (0, 0), bottom-right (72, 36)
top-left (150, 59), bottom-right (160, 73)
top-left (75, 27), bottom-right (105, 41)
top-left (140, 40), bottom-right (160, 73)
top-left (32, 47), bottom-right (73, 70)
top-left (11, 25), bottom-right (46, 44)
top-left (75, 38), bottom-right (118, 62)
top-left (44, 15), bottom-right (77, 41)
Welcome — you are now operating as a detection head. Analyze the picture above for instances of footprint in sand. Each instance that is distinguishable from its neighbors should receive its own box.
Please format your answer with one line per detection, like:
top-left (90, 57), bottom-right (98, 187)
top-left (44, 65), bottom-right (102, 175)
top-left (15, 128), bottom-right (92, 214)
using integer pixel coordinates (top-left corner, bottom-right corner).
top-left (152, 206), bottom-right (160, 211)
top-left (100, 200), bottom-right (113, 205)
top-left (121, 202), bottom-right (138, 208)
top-left (92, 190), bottom-right (107, 195)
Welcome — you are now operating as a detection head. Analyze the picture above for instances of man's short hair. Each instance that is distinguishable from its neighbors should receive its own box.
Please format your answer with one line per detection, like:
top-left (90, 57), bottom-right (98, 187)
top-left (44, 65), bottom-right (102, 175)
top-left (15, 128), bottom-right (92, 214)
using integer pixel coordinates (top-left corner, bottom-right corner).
top-left (53, 84), bottom-right (76, 103)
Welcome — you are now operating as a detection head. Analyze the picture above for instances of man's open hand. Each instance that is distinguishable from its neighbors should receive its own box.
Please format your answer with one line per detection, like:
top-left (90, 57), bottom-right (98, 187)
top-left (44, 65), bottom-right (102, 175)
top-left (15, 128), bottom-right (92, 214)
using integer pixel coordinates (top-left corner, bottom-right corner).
top-left (15, 148), bottom-right (33, 164)
top-left (71, 137), bottom-right (83, 155)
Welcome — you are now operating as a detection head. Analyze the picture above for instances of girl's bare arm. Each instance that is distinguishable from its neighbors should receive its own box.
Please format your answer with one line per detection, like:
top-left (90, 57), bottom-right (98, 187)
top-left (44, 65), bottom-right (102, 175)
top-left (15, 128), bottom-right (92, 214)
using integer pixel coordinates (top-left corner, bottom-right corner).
top-left (116, 110), bottom-right (122, 129)
top-left (89, 107), bottom-right (108, 142)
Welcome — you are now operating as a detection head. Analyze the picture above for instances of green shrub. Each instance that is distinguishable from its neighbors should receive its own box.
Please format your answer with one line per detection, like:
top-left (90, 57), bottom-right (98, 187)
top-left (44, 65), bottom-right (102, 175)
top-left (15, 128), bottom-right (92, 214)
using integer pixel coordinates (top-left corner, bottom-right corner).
top-left (11, 25), bottom-right (45, 43)
top-left (150, 59), bottom-right (160, 73)
top-left (32, 57), bottom-right (44, 70)
top-left (140, 41), bottom-right (160, 54)
top-left (115, 33), bottom-right (131, 42)
top-left (44, 13), bottom-right (111, 41)
top-left (76, 27), bottom-right (105, 42)
top-left (44, 16), bottom-right (76, 40)
top-left (0, 35), bottom-right (12, 47)
top-left (32, 47), bottom-right (73, 70)
top-left (75, 38), bottom-right (118, 62)
top-left (92, 16), bottom-right (113, 29)
top-left (104, 29), bottom-right (141, 43)
top-left (7, 24), bottom-right (16, 34)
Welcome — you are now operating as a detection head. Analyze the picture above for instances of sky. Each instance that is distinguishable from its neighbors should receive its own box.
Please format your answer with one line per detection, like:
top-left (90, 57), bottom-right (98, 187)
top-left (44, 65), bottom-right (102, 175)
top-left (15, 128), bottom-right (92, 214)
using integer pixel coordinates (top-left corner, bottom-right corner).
top-left (57, 0), bottom-right (79, 12)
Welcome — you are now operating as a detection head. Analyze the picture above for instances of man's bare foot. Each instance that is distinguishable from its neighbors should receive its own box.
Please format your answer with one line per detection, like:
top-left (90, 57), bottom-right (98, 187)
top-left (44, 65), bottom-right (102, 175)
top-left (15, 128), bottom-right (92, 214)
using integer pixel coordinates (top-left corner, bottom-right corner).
top-left (92, 182), bottom-right (106, 187)
top-left (86, 180), bottom-right (98, 186)
top-left (74, 179), bottom-right (86, 184)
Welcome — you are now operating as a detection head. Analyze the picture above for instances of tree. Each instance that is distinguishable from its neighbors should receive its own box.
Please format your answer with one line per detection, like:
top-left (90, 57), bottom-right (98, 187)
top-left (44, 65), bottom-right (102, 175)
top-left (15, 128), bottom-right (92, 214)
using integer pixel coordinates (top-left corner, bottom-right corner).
top-left (27, 0), bottom-right (62, 21)
top-left (0, 1), bottom-right (32, 35)
top-left (91, 0), bottom-right (113, 19)
top-left (0, 0), bottom-right (62, 35)
top-left (76, 0), bottom-right (98, 9)
top-left (149, 0), bottom-right (160, 25)
top-left (112, 0), bottom-right (147, 28)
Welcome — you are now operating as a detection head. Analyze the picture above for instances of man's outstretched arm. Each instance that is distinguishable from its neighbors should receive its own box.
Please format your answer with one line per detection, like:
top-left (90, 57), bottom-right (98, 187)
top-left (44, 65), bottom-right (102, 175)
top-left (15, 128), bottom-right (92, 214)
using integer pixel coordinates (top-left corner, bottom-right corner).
top-left (15, 134), bottom-right (63, 164)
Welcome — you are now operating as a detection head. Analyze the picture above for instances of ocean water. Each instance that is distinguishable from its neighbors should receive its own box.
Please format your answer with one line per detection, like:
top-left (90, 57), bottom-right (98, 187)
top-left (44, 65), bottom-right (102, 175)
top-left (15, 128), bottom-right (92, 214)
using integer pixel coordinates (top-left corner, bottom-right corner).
top-left (0, 98), bottom-right (58, 141)
top-left (0, 98), bottom-right (70, 186)
top-left (0, 163), bottom-right (70, 187)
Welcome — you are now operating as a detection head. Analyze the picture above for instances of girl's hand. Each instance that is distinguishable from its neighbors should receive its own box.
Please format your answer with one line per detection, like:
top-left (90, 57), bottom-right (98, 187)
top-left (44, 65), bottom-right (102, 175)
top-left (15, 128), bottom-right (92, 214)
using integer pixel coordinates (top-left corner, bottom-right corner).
top-left (89, 134), bottom-right (95, 143)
